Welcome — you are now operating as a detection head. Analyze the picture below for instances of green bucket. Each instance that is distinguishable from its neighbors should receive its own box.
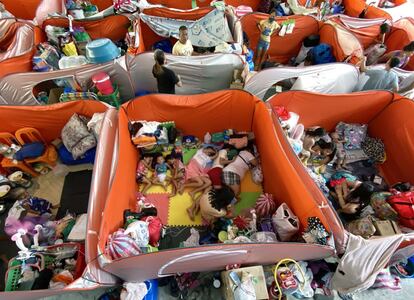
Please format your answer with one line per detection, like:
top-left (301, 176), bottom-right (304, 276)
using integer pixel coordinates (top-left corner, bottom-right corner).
top-left (97, 84), bottom-right (121, 109)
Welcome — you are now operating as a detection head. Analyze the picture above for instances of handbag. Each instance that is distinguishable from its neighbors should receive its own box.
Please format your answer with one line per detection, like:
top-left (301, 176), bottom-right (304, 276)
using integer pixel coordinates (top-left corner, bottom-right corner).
top-left (272, 203), bottom-right (299, 242)
top-left (361, 136), bottom-right (386, 163)
top-left (387, 191), bottom-right (414, 229)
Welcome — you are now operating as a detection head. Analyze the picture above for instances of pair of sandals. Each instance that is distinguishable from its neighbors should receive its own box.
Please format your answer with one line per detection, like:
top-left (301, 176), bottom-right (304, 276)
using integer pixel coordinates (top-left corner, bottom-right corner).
top-left (0, 184), bottom-right (11, 214)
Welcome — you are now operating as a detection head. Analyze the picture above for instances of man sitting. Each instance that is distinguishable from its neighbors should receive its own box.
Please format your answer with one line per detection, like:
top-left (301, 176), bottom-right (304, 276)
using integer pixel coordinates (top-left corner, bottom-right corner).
top-left (360, 56), bottom-right (400, 92)
top-left (172, 26), bottom-right (194, 56)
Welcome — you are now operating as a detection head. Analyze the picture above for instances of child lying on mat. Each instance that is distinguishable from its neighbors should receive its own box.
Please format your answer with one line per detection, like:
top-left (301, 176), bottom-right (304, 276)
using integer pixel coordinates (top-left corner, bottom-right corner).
top-left (179, 146), bottom-right (218, 201)
top-left (187, 185), bottom-right (236, 223)
top-left (222, 149), bottom-right (258, 201)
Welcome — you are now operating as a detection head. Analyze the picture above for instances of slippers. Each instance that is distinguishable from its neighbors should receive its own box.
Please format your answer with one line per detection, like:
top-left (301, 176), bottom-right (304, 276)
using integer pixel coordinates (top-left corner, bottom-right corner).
top-left (0, 202), bottom-right (6, 214)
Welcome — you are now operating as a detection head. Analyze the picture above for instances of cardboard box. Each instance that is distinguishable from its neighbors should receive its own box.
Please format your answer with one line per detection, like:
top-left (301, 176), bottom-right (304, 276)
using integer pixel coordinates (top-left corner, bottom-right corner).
top-left (373, 219), bottom-right (402, 236)
top-left (221, 266), bottom-right (269, 300)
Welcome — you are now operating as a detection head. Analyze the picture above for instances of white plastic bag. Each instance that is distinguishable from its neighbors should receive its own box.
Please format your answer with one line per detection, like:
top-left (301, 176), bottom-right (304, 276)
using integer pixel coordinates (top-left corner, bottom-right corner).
top-left (272, 203), bottom-right (300, 242)
top-left (233, 271), bottom-right (256, 300)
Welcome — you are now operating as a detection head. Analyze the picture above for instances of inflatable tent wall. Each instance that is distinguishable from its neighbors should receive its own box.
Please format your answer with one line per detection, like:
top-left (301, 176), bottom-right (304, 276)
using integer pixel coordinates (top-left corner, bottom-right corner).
top-left (0, 101), bottom-right (119, 300)
top-left (1, 0), bottom-right (113, 22)
top-left (319, 16), bottom-right (389, 64)
top-left (268, 90), bottom-right (414, 251)
top-left (0, 21), bottom-right (44, 78)
top-left (146, 0), bottom-right (261, 11)
top-left (42, 14), bottom-right (130, 43)
top-left (137, 6), bottom-right (242, 52)
top-left (97, 90), bottom-right (336, 282)
top-left (241, 13), bottom-right (319, 64)
top-left (0, 56), bottom-right (135, 105)
top-left (244, 63), bottom-right (359, 100)
top-left (0, 51), bottom-right (244, 105)
top-left (385, 17), bottom-right (414, 71)
top-left (343, 0), bottom-right (409, 20)
top-left (126, 52), bottom-right (244, 94)
top-left (343, 0), bottom-right (392, 20)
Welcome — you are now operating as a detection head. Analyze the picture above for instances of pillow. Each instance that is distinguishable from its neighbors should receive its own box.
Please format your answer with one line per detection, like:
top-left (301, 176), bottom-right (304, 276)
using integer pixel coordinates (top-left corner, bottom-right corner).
top-left (71, 135), bottom-right (96, 160)
top-left (61, 113), bottom-right (96, 159)
top-left (335, 122), bottom-right (368, 150)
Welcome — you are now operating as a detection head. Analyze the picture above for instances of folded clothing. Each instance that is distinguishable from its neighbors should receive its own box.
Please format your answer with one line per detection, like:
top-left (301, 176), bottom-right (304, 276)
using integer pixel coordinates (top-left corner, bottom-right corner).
top-left (14, 142), bottom-right (45, 161)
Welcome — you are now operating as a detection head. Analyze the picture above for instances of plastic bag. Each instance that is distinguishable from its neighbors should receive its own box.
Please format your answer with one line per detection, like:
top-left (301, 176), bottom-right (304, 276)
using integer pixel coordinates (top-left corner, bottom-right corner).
top-left (125, 220), bottom-right (149, 247)
top-left (272, 203), bottom-right (299, 242)
top-left (233, 271), bottom-right (256, 300)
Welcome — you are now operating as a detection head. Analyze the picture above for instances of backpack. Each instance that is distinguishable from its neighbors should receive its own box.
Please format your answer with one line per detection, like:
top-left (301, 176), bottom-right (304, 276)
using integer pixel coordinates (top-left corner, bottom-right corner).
top-left (387, 191), bottom-right (414, 229)
top-left (309, 43), bottom-right (336, 65)
top-left (152, 39), bottom-right (173, 53)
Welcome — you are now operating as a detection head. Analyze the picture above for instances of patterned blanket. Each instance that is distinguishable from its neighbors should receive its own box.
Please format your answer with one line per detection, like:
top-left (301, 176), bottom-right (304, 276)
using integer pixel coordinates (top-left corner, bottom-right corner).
top-left (140, 8), bottom-right (234, 48)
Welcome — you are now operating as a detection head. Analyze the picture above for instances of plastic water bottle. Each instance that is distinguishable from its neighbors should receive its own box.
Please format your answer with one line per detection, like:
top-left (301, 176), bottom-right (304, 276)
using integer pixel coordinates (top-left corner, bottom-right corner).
top-left (204, 132), bottom-right (211, 144)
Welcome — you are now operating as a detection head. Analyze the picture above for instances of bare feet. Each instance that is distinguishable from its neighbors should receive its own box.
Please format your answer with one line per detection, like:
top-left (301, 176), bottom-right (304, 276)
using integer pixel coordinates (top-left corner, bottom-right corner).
top-left (189, 190), bottom-right (196, 201)
top-left (187, 207), bottom-right (195, 221)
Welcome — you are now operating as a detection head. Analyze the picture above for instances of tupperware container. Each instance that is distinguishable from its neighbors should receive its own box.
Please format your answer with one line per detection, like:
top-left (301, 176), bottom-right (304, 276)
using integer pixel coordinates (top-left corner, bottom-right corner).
top-left (58, 55), bottom-right (88, 69)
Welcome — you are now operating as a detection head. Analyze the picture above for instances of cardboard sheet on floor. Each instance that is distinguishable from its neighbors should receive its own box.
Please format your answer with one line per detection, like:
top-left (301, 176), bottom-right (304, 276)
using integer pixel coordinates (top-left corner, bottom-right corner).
top-left (56, 170), bottom-right (93, 219)
top-left (30, 164), bottom-right (93, 215)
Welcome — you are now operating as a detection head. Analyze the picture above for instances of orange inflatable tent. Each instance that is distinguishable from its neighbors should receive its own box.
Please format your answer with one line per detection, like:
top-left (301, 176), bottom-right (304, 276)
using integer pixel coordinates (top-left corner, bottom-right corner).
top-left (42, 14), bottom-right (130, 43)
top-left (268, 90), bottom-right (414, 250)
top-left (136, 6), bottom-right (241, 52)
top-left (97, 90), bottom-right (336, 282)
top-left (146, 0), bottom-right (261, 11)
top-left (343, 0), bottom-right (407, 20)
top-left (241, 13), bottom-right (319, 64)
top-left (1, 0), bottom-right (113, 21)
top-left (385, 17), bottom-right (414, 71)
top-left (0, 22), bottom-right (44, 78)
top-left (319, 16), bottom-right (387, 64)
top-left (0, 101), bottom-right (119, 299)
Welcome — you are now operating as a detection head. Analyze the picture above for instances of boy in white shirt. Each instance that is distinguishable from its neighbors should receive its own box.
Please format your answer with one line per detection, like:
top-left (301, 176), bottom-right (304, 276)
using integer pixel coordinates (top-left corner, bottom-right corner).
top-left (172, 26), bottom-right (194, 56)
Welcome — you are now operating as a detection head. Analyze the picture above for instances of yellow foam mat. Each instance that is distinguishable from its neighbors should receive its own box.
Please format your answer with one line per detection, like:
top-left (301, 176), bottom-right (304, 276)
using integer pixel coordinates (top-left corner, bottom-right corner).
top-left (138, 168), bottom-right (263, 226)
top-left (240, 170), bottom-right (263, 193)
top-left (138, 170), bottom-right (174, 194)
top-left (168, 192), bottom-right (203, 226)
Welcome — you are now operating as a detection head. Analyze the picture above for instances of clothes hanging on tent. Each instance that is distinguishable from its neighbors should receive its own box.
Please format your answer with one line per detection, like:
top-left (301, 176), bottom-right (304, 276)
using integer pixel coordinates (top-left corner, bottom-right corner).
top-left (140, 9), bottom-right (233, 48)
